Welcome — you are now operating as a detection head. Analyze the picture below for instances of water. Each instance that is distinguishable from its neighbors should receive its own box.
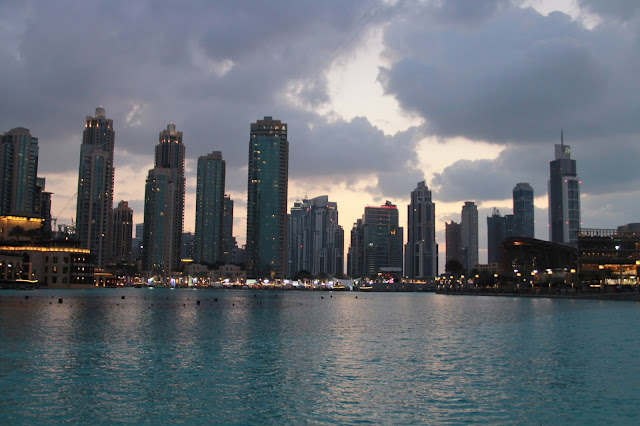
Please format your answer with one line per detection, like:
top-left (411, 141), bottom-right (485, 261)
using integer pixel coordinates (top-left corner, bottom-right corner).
top-left (1, 289), bottom-right (639, 424)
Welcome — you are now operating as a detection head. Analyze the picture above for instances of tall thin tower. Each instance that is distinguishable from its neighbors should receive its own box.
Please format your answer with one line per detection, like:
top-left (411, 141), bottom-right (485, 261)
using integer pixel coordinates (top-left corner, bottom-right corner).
top-left (405, 181), bottom-right (437, 279)
top-left (142, 123), bottom-right (185, 275)
top-left (548, 131), bottom-right (580, 245)
top-left (76, 107), bottom-right (115, 268)
top-left (194, 151), bottom-right (226, 265)
top-left (0, 127), bottom-right (39, 217)
top-left (246, 116), bottom-right (289, 279)
top-left (461, 201), bottom-right (478, 272)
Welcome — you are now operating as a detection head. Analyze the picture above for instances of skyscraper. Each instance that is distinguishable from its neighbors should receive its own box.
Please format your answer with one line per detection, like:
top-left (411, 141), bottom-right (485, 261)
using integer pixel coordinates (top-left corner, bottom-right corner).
top-left (513, 182), bottom-right (534, 237)
top-left (286, 195), bottom-right (344, 277)
top-left (246, 116), bottom-right (289, 279)
top-left (548, 131), bottom-right (580, 245)
top-left (461, 201), bottom-right (478, 272)
top-left (222, 195), bottom-right (234, 264)
top-left (34, 177), bottom-right (52, 240)
top-left (0, 127), bottom-right (39, 216)
top-left (405, 181), bottom-right (437, 279)
top-left (76, 107), bottom-right (115, 268)
top-left (347, 201), bottom-right (403, 277)
top-left (111, 200), bottom-right (133, 263)
top-left (445, 221), bottom-right (462, 267)
top-left (486, 208), bottom-right (514, 264)
top-left (194, 151), bottom-right (226, 265)
top-left (142, 123), bottom-right (185, 274)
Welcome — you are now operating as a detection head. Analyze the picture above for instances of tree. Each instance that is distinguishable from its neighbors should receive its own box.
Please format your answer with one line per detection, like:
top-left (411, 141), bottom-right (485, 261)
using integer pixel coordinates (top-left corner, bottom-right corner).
top-left (8, 226), bottom-right (26, 243)
top-left (445, 259), bottom-right (464, 276)
top-left (25, 228), bottom-right (41, 245)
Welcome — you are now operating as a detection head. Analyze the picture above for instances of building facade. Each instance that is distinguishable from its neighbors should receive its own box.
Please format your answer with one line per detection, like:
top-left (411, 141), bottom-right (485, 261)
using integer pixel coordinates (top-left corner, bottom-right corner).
top-left (0, 127), bottom-right (39, 217)
top-left (548, 132), bottom-right (580, 245)
top-left (286, 195), bottom-right (344, 278)
top-left (461, 201), bottom-right (478, 272)
top-left (75, 107), bottom-right (115, 268)
top-left (348, 201), bottom-right (403, 278)
top-left (246, 117), bottom-right (289, 279)
top-left (445, 221), bottom-right (462, 268)
top-left (513, 182), bottom-right (534, 238)
top-left (142, 123), bottom-right (185, 274)
top-left (405, 181), bottom-right (437, 279)
top-left (111, 200), bottom-right (133, 263)
top-left (487, 208), bottom-right (515, 264)
top-left (222, 195), bottom-right (235, 264)
top-left (194, 151), bottom-right (226, 265)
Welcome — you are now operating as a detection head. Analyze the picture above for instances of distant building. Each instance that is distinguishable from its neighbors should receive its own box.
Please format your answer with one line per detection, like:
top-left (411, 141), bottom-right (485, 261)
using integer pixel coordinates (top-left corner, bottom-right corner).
top-left (405, 181), bottom-right (437, 279)
top-left (222, 195), bottom-right (234, 264)
top-left (194, 151), bottom-right (226, 265)
top-left (111, 200), bottom-right (133, 263)
top-left (131, 223), bottom-right (144, 260)
top-left (34, 178), bottom-right (52, 240)
top-left (548, 131), bottom-right (580, 245)
top-left (347, 201), bottom-right (403, 277)
top-left (513, 183), bottom-right (534, 237)
top-left (445, 221), bottom-right (462, 268)
top-left (0, 127), bottom-right (39, 217)
top-left (617, 223), bottom-right (640, 234)
top-left (286, 195), bottom-right (344, 277)
top-left (181, 232), bottom-right (195, 261)
top-left (487, 208), bottom-right (515, 264)
top-left (142, 123), bottom-right (185, 274)
top-left (461, 201), bottom-right (478, 272)
top-left (246, 117), bottom-right (289, 279)
top-left (75, 107), bottom-right (115, 269)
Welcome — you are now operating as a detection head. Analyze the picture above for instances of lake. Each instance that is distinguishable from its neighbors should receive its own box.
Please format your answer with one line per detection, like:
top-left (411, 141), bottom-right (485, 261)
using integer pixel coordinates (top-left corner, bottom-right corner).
top-left (1, 289), bottom-right (639, 423)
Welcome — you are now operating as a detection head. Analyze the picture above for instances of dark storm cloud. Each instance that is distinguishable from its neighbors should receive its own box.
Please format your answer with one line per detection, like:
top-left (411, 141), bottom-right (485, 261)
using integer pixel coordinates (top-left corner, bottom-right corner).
top-left (379, 5), bottom-right (640, 143)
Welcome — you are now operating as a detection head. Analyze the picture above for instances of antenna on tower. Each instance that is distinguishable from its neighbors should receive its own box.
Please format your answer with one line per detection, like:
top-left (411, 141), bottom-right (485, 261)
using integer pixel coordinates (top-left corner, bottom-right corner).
top-left (561, 129), bottom-right (564, 146)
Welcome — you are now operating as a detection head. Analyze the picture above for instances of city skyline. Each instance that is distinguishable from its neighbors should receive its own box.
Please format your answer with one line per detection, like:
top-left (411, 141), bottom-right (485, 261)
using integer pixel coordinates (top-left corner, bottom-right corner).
top-left (2, 1), bottom-right (640, 272)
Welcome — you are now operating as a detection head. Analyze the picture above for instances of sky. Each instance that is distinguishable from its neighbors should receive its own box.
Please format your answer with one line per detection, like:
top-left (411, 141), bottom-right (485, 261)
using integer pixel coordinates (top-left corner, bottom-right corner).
top-left (1, 0), bottom-right (639, 272)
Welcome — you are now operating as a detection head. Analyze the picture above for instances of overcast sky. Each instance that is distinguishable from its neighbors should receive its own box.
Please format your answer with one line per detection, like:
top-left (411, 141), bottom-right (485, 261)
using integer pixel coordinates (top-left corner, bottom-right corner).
top-left (1, 0), bottom-right (639, 270)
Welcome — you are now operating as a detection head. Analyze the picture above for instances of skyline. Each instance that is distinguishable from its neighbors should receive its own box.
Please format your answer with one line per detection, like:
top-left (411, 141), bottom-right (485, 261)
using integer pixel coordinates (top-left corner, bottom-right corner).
top-left (2, 1), bottom-right (640, 271)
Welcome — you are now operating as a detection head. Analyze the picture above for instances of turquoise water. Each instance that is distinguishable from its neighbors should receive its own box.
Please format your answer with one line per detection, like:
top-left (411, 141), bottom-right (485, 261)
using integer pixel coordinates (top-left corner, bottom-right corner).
top-left (1, 289), bottom-right (639, 424)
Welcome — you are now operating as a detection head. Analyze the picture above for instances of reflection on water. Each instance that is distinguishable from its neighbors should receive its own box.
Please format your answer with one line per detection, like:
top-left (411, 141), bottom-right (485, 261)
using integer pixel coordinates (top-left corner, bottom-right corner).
top-left (1, 289), bottom-right (639, 423)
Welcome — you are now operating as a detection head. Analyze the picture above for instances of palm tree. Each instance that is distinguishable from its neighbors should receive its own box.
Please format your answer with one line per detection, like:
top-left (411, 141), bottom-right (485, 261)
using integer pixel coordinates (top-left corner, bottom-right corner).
top-left (25, 228), bottom-right (41, 245)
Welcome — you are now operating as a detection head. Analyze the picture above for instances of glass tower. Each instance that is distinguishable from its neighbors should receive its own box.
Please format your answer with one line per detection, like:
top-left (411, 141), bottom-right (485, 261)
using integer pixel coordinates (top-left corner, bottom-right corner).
top-left (461, 201), bottom-right (478, 272)
top-left (143, 123), bottom-right (185, 275)
top-left (246, 117), bottom-right (289, 279)
top-left (0, 127), bottom-right (39, 217)
top-left (405, 181), bottom-right (437, 279)
top-left (194, 151), bottom-right (226, 265)
top-left (513, 182), bottom-right (534, 237)
top-left (76, 107), bottom-right (114, 268)
top-left (548, 132), bottom-right (580, 245)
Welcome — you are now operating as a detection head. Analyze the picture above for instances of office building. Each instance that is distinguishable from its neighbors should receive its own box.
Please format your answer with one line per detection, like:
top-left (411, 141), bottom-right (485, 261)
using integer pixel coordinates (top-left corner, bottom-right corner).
top-left (513, 183), bottom-right (534, 237)
top-left (461, 201), bottom-right (478, 272)
top-left (287, 195), bottom-right (344, 277)
top-left (405, 181), bottom-right (437, 279)
top-left (34, 178), bottom-right (52, 239)
top-left (0, 127), bottom-right (39, 217)
top-left (548, 131), bottom-right (580, 245)
top-left (142, 123), bottom-right (185, 274)
top-left (222, 195), bottom-right (235, 264)
top-left (347, 201), bottom-right (403, 277)
top-left (246, 117), bottom-right (289, 278)
top-left (75, 107), bottom-right (115, 268)
top-left (487, 208), bottom-right (515, 264)
top-left (194, 151), bottom-right (226, 265)
top-left (445, 221), bottom-right (463, 267)
top-left (111, 200), bottom-right (133, 263)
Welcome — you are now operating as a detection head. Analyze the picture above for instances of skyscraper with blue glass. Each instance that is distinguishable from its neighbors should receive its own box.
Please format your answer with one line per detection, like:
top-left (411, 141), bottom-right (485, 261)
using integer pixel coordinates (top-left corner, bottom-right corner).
top-left (76, 107), bottom-right (114, 268)
top-left (246, 117), bottom-right (289, 279)
top-left (194, 151), bottom-right (226, 265)
top-left (549, 132), bottom-right (580, 245)
top-left (0, 127), bottom-right (39, 217)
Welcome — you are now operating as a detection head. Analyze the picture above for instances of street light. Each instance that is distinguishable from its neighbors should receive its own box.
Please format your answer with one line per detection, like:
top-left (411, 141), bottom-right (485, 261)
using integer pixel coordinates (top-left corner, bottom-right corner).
top-left (615, 245), bottom-right (623, 285)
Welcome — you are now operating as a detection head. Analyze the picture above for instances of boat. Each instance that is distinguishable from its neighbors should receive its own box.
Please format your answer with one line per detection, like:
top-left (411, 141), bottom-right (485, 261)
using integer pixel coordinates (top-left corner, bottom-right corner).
top-left (358, 285), bottom-right (373, 292)
top-left (332, 284), bottom-right (347, 291)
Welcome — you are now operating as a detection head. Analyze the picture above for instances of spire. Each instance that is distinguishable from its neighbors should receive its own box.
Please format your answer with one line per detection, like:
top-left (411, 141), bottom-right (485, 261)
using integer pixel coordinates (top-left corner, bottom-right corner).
top-left (561, 129), bottom-right (564, 146)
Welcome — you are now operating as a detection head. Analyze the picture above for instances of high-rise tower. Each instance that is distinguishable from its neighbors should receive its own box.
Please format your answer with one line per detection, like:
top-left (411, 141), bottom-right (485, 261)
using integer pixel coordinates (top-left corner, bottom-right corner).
top-left (194, 151), bottom-right (226, 265)
top-left (142, 123), bottom-right (185, 274)
top-left (0, 127), bottom-right (39, 217)
top-left (246, 117), bottom-right (289, 279)
top-left (76, 107), bottom-right (115, 268)
top-left (461, 201), bottom-right (478, 272)
top-left (405, 181), bottom-right (437, 279)
top-left (222, 195), bottom-right (235, 264)
top-left (111, 200), bottom-right (133, 263)
top-left (513, 182), bottom-right (534, 237)
top-left (548, 131), bottom-right (580, 245)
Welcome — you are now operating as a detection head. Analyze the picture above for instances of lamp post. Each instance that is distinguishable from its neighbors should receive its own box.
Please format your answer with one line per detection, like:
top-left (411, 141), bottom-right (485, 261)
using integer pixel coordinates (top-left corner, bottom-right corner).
top-left (493, 273), bottom-right (498, 289)
top-left (615, 245), bottom-right (622, 285)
